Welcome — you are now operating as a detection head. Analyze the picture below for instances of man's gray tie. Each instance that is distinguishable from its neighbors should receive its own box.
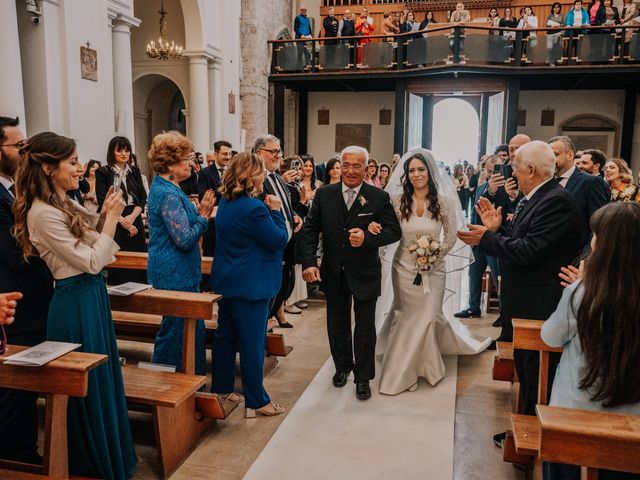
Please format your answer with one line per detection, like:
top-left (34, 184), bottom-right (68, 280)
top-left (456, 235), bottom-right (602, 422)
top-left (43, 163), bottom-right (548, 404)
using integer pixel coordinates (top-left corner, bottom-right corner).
top-left (346, 188), bottom-right (356, 210)
top-left (506, 197), bottom-right (528, 236)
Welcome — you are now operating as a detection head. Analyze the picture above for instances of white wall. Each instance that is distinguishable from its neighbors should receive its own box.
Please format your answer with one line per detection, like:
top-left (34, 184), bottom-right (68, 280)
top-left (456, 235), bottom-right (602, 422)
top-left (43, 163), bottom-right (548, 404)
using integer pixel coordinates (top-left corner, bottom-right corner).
top-left (16, 0), bottom-right (118, 163)
top-left (307, 92), bottom-right (395, 164)
top-left (517, 89), bottom-right (625, 150)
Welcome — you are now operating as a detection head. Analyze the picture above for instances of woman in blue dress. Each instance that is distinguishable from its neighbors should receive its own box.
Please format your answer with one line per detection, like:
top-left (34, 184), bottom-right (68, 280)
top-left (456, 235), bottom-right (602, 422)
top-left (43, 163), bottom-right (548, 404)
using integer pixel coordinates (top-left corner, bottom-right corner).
top-left (146, 131), bottom-right (216, 374)
top-left (13, 132), bottom-right (137, 479)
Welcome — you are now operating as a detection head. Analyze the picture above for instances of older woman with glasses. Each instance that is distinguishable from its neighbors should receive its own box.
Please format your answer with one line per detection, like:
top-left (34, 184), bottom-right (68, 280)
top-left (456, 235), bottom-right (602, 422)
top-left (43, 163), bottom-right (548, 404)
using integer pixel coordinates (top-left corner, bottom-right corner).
top-left (146, 132), bottom-right (216, 374)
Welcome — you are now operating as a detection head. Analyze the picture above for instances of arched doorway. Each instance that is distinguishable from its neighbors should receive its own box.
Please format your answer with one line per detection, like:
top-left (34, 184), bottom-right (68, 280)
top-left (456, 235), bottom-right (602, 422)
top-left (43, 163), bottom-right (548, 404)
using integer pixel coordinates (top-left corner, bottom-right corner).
top-left (133, 74), bottom-right (185, 176)
top-left (431, 98), bottom-right (481, 168)
top-left (560, 115), bottom-right (619, 157)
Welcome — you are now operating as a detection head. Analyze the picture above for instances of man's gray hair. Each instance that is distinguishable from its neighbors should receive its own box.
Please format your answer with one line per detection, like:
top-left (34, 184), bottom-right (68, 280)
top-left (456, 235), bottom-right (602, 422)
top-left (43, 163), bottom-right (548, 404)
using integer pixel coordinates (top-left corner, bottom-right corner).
top-left (548, 135), bottom-right (576, 153)
top-left (340, 145), bottom-right (369, 164)
top-left (253, 134), bottom-right (280, 153)
top-left (517, 140), bottom-right (556, 179)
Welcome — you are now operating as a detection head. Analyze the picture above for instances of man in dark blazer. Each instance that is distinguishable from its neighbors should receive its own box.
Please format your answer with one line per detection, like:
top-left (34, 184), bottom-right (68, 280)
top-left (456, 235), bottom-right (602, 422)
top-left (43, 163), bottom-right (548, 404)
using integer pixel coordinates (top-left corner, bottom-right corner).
top-left (197, 140), bottom-right (232, 258)
top-left (458, 141), bottom-right (581, 419)
top-left (255, 135), bottom-right (303, 328)
top-left (454, 155), bottom-right (502, 319)
top-left (301, 146), bottom-right (401, 400)
top-left (549, 136), bottom-right (610, 248)
top-left (0, 116), bottom-right (54, 463)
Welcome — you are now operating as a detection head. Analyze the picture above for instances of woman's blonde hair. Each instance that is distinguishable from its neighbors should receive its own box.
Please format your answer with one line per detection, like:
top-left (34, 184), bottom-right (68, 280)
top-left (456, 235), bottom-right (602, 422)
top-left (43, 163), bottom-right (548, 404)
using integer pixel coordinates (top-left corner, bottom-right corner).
top-left (607, 158), bottom-right (634, 184)
top-left (13, 132), bottom-right (91, 258)
top-left (219, 152), bottom-right (265, 200)
top-left (148, 131), bottom-right (193, 174)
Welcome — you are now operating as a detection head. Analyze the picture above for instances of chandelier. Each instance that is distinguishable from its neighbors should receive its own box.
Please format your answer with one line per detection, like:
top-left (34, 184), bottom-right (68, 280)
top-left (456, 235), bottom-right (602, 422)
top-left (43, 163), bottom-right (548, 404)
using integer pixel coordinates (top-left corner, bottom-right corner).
top-left (146, 0), bottom-right (183, 60)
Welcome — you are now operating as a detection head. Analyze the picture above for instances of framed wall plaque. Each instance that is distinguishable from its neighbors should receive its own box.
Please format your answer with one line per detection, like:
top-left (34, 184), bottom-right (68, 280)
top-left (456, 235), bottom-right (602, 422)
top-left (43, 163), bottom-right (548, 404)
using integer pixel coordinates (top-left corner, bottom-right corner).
top-left (228, 93), bottom-right (236, 114)
top-left (379, 109), bottom-right (392, 125)
top-left (335, 124), bottom-right (371, 152)
top-left (318, 109), bottom-right (330, 125)
top-left (80, 45), bottom-right (97, 81)
top-left (541, 109), bottom-right (555, 126)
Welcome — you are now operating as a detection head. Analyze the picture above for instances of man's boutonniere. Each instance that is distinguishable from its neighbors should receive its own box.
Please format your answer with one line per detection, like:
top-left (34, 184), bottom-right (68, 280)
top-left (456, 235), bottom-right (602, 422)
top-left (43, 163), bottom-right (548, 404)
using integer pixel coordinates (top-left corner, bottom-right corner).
top-left (358, 194), bottom-right (367, 207)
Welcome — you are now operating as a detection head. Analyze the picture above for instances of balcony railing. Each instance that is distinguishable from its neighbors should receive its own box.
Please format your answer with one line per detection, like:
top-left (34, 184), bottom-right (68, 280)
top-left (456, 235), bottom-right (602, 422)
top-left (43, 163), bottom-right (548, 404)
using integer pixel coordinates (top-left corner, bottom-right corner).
top-left (269, 24), bottom-right (640, 75)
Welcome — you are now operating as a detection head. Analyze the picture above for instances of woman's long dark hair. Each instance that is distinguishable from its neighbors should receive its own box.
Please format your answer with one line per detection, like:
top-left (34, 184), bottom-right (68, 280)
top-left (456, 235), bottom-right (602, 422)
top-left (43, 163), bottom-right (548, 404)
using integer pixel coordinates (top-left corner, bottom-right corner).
top-left (574, 202), bottom-right (640, 407)
top-left (399, 154), bottom-right (441, 223)
top-left (106, 136), bottom-right (132, 166)
top-left (324, 158), bottom-right (341, 185)
top-left (83, 159), bottom-right (100, 178)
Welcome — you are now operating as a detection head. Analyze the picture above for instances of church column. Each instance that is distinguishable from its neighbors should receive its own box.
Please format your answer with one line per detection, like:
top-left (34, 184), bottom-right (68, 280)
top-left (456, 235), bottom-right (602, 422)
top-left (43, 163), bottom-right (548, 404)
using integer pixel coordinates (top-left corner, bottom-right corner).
top-left (0, 1), bottom-right (26, 123)
top-left (111, 14), bottom-right (140, 150)
top-left (187, 55), bottom-right (210, 153)
top-left (208, 60), bottom-right (222, 144)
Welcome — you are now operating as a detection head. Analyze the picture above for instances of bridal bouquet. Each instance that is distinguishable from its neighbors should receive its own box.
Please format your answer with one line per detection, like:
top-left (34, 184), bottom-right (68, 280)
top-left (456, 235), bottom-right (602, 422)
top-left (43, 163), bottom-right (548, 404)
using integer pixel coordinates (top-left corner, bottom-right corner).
top-left (408, 234), bottom-right (440, 286)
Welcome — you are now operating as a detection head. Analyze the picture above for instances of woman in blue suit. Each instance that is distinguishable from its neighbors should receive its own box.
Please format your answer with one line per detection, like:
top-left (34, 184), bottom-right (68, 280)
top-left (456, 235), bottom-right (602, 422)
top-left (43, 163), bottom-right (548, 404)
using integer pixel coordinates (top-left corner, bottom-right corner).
top-left (210, 152), bottom-right (289, 418)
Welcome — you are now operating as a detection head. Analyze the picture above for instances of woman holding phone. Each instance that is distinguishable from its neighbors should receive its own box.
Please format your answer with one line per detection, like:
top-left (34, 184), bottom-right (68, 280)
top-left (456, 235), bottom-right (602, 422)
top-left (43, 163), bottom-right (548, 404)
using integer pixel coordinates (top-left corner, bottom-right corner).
top-left (95, 136), bottom-right (147, 284)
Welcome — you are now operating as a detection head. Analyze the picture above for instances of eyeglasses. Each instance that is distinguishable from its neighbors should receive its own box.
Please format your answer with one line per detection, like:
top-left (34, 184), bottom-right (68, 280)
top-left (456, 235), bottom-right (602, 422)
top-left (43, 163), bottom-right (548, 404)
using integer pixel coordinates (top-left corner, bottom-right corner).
top-left (0, 140), bottom-right (26, 149)
top-left (259, 148), bottom-right (282, 156)
top-left (342, 163), bottom-right (364, 171)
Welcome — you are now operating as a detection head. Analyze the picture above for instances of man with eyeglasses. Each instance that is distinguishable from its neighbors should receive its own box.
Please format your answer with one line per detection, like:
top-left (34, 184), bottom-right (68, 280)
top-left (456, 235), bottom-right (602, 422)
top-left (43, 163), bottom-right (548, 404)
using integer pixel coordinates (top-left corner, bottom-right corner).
top-left (0, 116), bottom-right (54, 464)
top-left (301, 145), bottom-right (401, 401)
top-left (255, 135), bottom-right (303, 329)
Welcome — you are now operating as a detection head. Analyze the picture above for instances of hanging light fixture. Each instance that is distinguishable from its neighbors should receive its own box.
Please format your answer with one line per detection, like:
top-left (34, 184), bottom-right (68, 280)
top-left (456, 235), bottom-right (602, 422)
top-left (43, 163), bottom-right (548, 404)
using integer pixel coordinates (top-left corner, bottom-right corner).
top-left (146, 0), bottom-right (183, 60)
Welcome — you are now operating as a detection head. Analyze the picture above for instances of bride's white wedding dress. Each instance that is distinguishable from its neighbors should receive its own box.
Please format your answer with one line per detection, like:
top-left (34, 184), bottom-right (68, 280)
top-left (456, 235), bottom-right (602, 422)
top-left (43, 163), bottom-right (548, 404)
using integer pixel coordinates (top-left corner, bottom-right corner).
top-left (376, 197), bottom-right (491, 395)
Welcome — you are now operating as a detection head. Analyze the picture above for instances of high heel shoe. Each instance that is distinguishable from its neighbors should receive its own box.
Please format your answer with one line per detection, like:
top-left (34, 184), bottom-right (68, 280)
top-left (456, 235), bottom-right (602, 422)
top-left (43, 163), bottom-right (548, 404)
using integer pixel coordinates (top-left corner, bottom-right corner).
top-left (245, 402), bottom-right (285, 419)
top-left (222, 392), bottom-right (244, 404)
top-left (274, 315), bottom-right (293, 328)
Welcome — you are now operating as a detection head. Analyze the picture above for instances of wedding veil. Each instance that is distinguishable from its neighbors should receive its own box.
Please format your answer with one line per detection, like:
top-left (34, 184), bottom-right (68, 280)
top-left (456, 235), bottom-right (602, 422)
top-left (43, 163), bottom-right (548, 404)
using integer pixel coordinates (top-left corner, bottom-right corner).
top-left (376, 148), bottom-right (474, 328)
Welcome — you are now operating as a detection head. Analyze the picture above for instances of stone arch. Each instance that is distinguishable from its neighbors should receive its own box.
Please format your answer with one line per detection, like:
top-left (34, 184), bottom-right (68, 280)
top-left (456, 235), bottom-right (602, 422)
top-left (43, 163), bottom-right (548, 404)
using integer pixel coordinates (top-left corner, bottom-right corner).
top-left (559, 114), bottom-right (620, 157)
top-left (133, 73), bottom-right (186, 175)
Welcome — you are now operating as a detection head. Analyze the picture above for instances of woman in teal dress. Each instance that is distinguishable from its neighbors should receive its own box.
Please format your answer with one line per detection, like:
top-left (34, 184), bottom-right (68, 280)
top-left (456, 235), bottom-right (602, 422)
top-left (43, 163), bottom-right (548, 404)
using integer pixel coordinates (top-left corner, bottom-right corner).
top-left (146, 131), bottom-right (216, 374)
top-left (13, 132), bottom-right (137, 479)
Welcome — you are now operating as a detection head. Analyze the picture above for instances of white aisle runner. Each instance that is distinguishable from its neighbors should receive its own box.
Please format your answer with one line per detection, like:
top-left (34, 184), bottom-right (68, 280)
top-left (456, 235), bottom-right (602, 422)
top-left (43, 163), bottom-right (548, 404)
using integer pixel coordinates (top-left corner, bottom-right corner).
top-left (243, 355), bottom-right (458, 480)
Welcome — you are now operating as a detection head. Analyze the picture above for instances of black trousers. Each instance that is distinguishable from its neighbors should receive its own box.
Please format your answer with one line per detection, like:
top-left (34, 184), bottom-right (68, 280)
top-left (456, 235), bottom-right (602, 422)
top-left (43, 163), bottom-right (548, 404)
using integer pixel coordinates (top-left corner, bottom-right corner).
top-left (0, 329), bottom-right (46, 463)
top-left (108, 204), bottom-right (147, 285)
top-left (514, 348), bottom-right (561, 415)
top-left (326, 270), bottom-right (377, 382)
top-left (269, 240), bottom-right (295, 319)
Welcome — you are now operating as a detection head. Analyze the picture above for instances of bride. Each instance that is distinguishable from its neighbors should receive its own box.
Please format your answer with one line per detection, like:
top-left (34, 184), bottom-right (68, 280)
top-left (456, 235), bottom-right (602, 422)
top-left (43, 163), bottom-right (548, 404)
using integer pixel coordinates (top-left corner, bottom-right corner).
top-left (372, 149), bottom-right (490, 395)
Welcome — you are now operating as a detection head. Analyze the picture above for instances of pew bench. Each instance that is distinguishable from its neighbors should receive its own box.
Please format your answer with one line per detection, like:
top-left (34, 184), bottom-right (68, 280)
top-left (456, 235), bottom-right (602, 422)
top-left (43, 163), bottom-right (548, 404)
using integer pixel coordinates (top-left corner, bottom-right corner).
top-left (0, 345), bottom-right (107, 479)
top-left (503, 319), bottom-right (561, 473)
top-left (121, 365), bottom-right (238, 478)
top-left (107, 252), bottom-right (293, 358)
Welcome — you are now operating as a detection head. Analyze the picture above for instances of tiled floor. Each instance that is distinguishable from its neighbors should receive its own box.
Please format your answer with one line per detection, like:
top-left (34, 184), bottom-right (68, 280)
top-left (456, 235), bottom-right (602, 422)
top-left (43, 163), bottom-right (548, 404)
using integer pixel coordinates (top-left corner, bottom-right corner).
top-left (110, 294), bottom-right (523, 480)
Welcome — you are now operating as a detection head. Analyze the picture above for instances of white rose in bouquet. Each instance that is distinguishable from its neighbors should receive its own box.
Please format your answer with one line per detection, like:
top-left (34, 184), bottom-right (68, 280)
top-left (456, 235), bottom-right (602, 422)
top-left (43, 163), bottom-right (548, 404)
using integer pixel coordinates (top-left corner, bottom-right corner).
top-left (430, 240), bottom-right (440, 250)
top-left (417, 237), bottom-right (431, 248)
top-left (416, 247), bottom-right (426, 256)
top-left (428, 255), bottom-right (438, 264)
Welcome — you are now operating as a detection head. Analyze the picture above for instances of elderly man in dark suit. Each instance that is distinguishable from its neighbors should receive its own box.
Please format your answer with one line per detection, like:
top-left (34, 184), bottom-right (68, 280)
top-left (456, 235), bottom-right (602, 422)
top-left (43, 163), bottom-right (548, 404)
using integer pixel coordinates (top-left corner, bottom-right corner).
top-left (458, 141), bottom-right (581, 443)
top-left (197, 140), bottom-right (233, 258)
top-left (0, 116), bottom-right (53, 463)
top-left (549, 136), bottom-right (610, 248)
top-left (301, 146), bottom-right (401, 400)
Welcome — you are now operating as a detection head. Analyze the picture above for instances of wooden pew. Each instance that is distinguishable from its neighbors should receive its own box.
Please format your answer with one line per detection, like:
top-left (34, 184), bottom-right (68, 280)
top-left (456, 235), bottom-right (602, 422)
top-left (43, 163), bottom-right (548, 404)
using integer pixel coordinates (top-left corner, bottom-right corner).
top-left (107, 252), bottom-right (293, 358)
top-left (503, 319), bottom-right (562, 473)
top-left (537, 405), bottom-right (640, 478)
top-left (0, 345), bottom-right (107, 479)
top-left (108, 288), bottom-right (238, 478)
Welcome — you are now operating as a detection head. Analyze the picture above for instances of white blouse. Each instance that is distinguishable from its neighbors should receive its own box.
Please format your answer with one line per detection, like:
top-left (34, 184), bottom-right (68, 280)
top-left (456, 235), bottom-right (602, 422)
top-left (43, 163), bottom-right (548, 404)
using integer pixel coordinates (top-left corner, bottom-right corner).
top-left (27, 199), bottom-right (119, 280)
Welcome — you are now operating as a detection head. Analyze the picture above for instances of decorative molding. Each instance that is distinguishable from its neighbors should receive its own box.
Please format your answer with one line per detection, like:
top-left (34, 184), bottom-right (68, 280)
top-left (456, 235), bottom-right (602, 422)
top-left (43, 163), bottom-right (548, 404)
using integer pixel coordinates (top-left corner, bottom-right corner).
top-left (182, 47), bottom-right (223, 63)
top-left (107, 7), bottom-right (141, 28)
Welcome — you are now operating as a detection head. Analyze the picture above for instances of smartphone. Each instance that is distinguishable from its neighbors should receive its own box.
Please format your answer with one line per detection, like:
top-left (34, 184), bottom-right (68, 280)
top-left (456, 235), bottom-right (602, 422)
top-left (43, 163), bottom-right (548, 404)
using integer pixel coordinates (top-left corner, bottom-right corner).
top-left (290, 159), bottom-right (301, 170)
top-left (112, 172), bottom-right (122, 192)
top-left (494, 164), bottom-right (512, 179)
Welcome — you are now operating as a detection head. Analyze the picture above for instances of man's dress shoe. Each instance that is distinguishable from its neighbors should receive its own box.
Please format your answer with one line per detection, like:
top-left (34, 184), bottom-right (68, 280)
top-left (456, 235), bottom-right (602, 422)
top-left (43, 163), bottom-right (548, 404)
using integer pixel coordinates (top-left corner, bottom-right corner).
top-left (356, 381), bottom-right (371, 400)
top-left (332, 371), bottom-right (348, 388)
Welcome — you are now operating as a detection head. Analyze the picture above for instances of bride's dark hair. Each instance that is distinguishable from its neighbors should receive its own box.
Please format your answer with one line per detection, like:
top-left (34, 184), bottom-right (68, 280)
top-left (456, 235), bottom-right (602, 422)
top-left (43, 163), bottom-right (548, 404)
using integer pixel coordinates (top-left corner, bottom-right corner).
top-left (399, 154), bottom-right (441, 223)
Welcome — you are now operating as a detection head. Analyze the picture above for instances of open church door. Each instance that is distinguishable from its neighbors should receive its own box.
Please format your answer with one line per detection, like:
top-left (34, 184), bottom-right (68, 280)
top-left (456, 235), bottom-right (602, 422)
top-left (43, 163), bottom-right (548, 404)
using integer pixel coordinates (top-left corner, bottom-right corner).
top-left (484, 91), bottom-right (506, 155)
